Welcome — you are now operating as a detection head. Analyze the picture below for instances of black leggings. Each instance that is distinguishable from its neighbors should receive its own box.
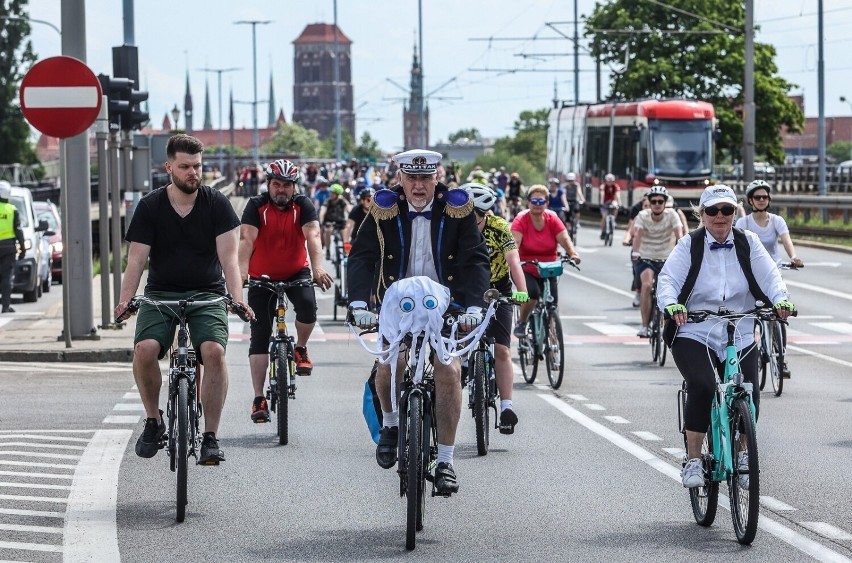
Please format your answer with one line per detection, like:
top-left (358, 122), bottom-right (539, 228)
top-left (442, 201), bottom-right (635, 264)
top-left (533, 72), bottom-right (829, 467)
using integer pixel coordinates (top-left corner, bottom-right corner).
top-left (247, 270), bottom-right (317, 355)
top-left (523, 271), bottom-right (558, 304)
top-left (672, 337), bottom-right (760, 433)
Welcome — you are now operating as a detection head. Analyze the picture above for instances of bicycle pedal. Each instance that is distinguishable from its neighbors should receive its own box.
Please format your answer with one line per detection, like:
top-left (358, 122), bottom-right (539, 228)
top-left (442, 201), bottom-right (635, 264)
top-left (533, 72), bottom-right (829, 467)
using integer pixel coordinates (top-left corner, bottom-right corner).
top-left (196, 459), bottom-right (220, 466)
top-left (433, 490), bottom-right (452, 498)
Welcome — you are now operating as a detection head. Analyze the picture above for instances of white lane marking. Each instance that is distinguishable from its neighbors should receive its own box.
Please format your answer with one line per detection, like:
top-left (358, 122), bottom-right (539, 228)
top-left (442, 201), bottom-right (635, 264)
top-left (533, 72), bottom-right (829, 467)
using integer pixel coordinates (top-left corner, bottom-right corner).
top-left (795, 315), bottom-right (834, 320)
top-left (565, 394), bottom-right (588, 401)
top-left (0, 430), bottom-right (97, 434)
top-left (111, 403), bottom-right (145, 411)
top-left (63, 429), bottom-right (131, 563)
top-left (0, 470), bottom-right (73, 480)
top-left (0, 451), bottom-right (80, 460)
top-left (786, 280), bottom-right (852, 302)
top-left (0, 523), bottom-right (62, 534)
top-left (810, 322), bottom-right (852, 335)
top-left (787, 345), bottom-right (852, 369)
top-left (0, 494), bottom-right (68, 504)
top-left (802, 262), bottom-right (841, 267)
top-left (0, 460), bottom-right (76, 470)
top-left (534, 384), bottom-right (550, 390)
top-left (0, 482), bottom-right (72, 491)
top-left (0, 442), bottom-right (84, 451)
top-left (0, 507), bottom-right (64, 518)
top-left (662, 447), bottom-right (685, 458)
top-left (603, 415), bottom-right (630, 424)
top-left (585, 322), bottom-right (638, 336)
top-left (761, 496), bottom-right (797, 512)
top-left (584, 403), bottom-right (606, 411)
top-left (122, 392), bottom-right (138, 400)
top-left (0, 318), bottom-right (14, 329)
top-left (0, 540), bottom-right (62, 553)
top-left (560, 315), bottom-right (606, 320)
top-left (0, 435), bottom-right (90, 443)
top-left (632, 431), bottom-right (663, 441)
top-left (102, 415), bottom-right (140, 424)
top-left (565, 271), bottom-right (635, 298)
top-left (799, 523), bottom-right (852, 541)
top-left (537, 394), bottom-right (852, 563)
top-left (228, 321), bottom-right (246, 334)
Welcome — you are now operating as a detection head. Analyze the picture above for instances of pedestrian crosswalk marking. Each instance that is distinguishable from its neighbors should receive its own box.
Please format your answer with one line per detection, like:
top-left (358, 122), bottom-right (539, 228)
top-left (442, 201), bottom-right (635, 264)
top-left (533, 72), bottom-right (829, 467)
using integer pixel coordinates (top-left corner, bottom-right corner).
top-left (102, 415), bottom-right (140, 424)
top-left (584, 322), bottom-right (637, 336)
top-left (810, 322), bottom-right (852, 335)
top-left (632, 431), bottom-right (662, 441)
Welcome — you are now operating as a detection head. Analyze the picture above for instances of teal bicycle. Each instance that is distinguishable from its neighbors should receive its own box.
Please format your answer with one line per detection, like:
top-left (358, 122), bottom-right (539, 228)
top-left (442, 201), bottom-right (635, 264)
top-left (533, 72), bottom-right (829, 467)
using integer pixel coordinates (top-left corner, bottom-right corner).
top-left (517, 256), bottom-right (579, 389)
top-left (676, 306), bottom-right (794, 545)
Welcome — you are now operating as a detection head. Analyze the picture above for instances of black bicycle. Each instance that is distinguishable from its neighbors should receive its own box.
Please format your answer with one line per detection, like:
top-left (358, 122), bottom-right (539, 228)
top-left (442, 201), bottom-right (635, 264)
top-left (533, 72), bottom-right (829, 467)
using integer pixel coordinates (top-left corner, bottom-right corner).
top-left (642, 259), bottom-right (668, 367)
top-left (248, 276), bottom-right (316, 445)
top-left (117, 294), bottom-right (249, 522)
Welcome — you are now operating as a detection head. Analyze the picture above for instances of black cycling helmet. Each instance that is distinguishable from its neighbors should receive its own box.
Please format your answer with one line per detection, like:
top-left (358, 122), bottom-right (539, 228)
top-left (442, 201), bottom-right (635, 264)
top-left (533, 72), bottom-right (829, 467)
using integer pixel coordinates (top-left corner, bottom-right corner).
top-left (359, 187), bottom-right (375, 200)
top-left (746, 179), bottom-right (771, 199)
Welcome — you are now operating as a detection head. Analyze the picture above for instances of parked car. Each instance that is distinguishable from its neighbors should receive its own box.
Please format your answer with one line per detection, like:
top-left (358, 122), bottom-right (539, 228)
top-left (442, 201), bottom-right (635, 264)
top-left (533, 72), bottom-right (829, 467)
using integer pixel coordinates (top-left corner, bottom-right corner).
top-left (33, 200), bottom-right (62, 284)
top-left (8, 186), bottom-right (52, 302)
top-left (835, 159), bottom-right (852, 174)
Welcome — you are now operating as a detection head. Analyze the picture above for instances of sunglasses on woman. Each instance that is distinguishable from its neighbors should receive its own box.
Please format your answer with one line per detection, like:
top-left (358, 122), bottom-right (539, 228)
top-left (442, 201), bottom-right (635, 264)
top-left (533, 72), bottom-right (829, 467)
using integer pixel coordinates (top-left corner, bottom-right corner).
top-left (528, 198), bottom-right (547, 205)
top-left (703, 205), bottom-right (737, 217)
top-left (751, 194), bottom-right (770, 201)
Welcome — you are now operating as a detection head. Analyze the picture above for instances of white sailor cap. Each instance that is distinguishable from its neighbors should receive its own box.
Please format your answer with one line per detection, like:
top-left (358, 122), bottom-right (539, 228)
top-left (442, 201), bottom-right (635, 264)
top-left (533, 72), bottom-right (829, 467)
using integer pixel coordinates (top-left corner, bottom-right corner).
top-left (393, 149), bottom-right (442, 175)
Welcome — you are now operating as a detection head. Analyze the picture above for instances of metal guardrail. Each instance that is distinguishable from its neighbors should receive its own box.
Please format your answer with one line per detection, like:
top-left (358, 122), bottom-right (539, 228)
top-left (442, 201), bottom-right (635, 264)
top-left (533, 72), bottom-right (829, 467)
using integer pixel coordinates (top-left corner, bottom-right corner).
top-left (760, 194), bottom-right (852, 228)
top-left (717, 164), bottom-right (852, 194)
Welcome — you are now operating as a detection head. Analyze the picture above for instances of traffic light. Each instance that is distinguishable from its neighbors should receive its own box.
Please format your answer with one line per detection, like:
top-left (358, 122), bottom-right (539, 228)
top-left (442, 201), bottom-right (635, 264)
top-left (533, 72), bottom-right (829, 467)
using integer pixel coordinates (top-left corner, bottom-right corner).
top-left (98, 74), bottom-right (131, 128)
top-left (112, 45), bottom-right (149, 131)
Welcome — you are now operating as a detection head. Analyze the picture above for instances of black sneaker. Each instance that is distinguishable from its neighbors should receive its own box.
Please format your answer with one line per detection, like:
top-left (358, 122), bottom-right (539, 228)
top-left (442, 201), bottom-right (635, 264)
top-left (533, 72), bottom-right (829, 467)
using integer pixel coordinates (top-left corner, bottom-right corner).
top-left (135, 410), bottom-right (165, 458)
top-left (499, 408), bottom-right (518, 435)
top-left (198, 432), bottom-right (225, 465)
top-left (376, 426), bottom-right (398, 469)
top-left (435, 462), bottom-right (459, 495)
top-left (782, 362), bottom-right (791, 379)
top-left (1, 307), bottom-right (15, 313)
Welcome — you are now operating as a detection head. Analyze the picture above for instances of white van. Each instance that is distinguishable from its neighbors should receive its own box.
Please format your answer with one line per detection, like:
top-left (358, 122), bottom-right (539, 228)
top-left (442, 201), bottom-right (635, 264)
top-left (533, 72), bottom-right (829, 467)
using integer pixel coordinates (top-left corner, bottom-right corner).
top-left (8, 186), bottom-right (52, 302)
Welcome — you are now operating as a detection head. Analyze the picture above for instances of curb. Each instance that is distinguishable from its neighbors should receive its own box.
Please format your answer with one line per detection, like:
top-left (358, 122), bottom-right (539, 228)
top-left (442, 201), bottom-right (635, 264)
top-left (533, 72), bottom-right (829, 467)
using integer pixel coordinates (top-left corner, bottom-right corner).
top-left (0, 348), bottom-right (134, 363)
top-left (795, 239), bottom-right (852, 255)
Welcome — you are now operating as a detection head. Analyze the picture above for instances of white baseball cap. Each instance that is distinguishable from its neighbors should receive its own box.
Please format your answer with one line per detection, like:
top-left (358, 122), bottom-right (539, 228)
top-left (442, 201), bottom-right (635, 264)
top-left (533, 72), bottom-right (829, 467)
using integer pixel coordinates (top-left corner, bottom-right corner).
top-left (699, 184), bottom-right (737, 208)
top-left (566, 172), bottom-right (576, 181)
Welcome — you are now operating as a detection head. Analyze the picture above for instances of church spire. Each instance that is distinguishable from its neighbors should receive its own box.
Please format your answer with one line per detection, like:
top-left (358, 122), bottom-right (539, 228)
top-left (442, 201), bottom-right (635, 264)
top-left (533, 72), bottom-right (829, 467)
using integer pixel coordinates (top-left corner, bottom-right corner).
top-left (203, 76), bottom-right (213, 130)
top-left (184, 68), bottom-right (194, 134)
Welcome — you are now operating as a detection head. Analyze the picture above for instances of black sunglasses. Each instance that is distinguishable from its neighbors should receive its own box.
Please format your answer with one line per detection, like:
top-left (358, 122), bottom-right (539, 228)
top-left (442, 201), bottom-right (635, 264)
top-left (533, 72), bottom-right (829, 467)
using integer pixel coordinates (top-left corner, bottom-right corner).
top-left (704, 205), bottom-right (737, 217)
top-left (648, 198), bottom-right (666, 205)
top-left (751, 194), bottom-right (770, 201)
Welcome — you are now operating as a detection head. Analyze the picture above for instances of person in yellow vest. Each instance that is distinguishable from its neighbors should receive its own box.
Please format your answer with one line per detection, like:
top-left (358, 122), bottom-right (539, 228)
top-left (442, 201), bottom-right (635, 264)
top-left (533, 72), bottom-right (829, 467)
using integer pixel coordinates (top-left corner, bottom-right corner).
top-left (0, 181), bottom-right (26, 313)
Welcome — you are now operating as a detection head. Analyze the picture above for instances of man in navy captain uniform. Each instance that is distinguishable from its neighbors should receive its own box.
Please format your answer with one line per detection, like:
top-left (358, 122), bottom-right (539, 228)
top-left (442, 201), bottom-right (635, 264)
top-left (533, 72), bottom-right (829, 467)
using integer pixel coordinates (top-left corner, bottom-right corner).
top-left (348, 149), bottom-right (490, 495)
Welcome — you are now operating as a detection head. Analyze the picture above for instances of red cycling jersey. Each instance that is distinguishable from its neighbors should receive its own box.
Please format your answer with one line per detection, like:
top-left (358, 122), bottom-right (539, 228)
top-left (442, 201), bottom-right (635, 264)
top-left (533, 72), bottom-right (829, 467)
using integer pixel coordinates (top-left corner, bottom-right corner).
top-left (242, 193), bottom-right (317, 280)
top-left (601, 182), bottom-right (619, 205)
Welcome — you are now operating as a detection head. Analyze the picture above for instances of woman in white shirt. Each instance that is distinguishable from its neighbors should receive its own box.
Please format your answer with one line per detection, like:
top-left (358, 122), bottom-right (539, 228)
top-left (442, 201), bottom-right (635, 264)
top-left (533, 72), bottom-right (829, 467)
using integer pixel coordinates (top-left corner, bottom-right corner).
top-left (657, 185), bottom-right (796, 489)
top-left (735, 180), bottom-right (804, 268)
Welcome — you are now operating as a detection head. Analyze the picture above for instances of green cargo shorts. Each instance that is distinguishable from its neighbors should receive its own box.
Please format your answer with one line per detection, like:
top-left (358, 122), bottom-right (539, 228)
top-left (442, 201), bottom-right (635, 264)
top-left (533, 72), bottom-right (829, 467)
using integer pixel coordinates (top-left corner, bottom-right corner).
top-left (134, 290), bottom-right (229, 362)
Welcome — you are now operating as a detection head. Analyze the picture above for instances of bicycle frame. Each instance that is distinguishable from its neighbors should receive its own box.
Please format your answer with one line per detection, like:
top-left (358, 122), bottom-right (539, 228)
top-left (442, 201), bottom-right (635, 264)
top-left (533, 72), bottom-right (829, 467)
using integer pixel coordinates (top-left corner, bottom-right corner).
top-left (168, 301), bottom-right (200, 461)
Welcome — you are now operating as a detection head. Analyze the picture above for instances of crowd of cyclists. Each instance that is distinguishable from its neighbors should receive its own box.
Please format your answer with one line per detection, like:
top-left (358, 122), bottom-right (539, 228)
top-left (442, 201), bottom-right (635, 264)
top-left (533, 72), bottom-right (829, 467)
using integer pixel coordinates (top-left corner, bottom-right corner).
top-left (115, 134), bottom-right (803, 534)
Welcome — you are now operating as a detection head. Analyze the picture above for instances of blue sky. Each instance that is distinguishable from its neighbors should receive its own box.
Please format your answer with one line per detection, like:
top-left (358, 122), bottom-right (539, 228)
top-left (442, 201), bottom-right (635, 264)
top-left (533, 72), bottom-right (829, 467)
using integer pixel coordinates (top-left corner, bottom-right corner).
top-left (24, 0), bottom-right (852, 153)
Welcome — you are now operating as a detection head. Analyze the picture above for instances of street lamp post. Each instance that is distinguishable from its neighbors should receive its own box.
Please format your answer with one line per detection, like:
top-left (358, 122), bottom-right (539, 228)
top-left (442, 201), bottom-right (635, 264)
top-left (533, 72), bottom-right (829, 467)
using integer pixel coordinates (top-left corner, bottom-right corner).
top-left (235, 20), bottom-right (271, 168)
top-left (199, 66), bottom-right (241, 178)
top-left (840, 96), bottom-right (852, 161)
top-left (171, 104), bottom-right (180, 131)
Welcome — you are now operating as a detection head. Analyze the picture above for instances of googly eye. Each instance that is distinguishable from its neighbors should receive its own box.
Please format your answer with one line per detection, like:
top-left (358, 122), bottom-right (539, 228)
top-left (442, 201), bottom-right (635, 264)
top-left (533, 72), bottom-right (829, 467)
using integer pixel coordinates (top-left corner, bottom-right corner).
top-left (400, 297), bottom-right (415, 313)
top-left (422, 295), bottom-right (438, 309)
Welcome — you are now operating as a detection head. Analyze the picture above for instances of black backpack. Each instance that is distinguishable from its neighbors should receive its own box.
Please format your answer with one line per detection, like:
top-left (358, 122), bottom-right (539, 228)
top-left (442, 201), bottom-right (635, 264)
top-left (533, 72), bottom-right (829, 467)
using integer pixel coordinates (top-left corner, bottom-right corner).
top-left (663, 227), bottom-right (771, 347)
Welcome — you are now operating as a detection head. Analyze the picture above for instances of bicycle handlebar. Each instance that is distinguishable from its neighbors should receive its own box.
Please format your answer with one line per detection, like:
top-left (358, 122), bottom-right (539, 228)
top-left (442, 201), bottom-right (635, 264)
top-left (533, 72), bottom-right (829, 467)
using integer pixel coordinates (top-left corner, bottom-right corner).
top-left (115, 294), bottom-right (251, 324)
top-left (684, 306), bottom-right (797, 324)
top-left (246, 275), bottom-right (318, 292)
top-left (520, 255), bottom-right (581, 272)
top-left (778, 262), bottom-right (802, 270)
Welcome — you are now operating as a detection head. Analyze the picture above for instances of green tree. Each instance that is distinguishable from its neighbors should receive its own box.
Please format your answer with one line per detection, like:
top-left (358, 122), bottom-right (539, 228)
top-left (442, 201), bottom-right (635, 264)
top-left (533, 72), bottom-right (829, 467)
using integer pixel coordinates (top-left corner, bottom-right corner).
top-left (263, 121), bottom-right (323, 157)
top-left (585, 0), bottom-right (802, 163)
top-left (1, 1), bottom-right (39, 165)
top-left (448, 128), bottom-right (481, 143)
top-left (353, 131), bottom-right (383, 160)
top-left (827, 141), bottom-right (852, 163)
top-left (318, 129), bottom-right (355, 159)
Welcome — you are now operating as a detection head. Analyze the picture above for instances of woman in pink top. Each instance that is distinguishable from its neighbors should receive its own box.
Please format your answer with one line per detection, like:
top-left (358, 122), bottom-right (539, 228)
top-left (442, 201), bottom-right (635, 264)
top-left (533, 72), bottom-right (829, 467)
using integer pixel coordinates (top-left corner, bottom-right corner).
top-left (511, 184), bottom-right (581, 337)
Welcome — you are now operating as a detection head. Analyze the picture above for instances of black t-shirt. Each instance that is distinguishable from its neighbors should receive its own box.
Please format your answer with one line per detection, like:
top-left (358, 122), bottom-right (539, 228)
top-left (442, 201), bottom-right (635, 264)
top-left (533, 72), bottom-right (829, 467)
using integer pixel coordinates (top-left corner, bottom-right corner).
top-left (507, 178), bottom-right (522, 198)
top-left (629, 200), bottom-right (646, 221)
top-left (125, 186), bottom-right (240, 293)
top-left (348, 204), bottom-right (369, 239)
top-left (323, 197), bottom-right (348, 223)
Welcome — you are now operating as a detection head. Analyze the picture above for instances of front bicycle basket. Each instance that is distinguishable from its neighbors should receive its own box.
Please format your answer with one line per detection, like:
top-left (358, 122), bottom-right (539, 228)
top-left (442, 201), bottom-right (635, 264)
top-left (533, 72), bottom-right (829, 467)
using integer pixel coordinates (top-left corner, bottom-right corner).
top-left (537, 261), bottom-right (564, 279)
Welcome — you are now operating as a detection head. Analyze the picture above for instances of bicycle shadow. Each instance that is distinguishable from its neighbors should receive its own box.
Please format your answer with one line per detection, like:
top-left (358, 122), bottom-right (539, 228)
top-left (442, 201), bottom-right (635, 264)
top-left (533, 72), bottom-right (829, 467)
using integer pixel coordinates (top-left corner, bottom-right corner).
top-left (583, 522), bottom-right (755, 555)
top-left (244, 526), bottom-right (435, 559)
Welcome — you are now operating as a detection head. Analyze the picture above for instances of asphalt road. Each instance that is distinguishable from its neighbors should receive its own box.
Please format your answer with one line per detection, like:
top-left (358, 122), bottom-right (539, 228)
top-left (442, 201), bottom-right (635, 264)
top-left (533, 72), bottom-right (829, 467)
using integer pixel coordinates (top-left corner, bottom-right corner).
top-left (1, 238), bottom-right (851, 562)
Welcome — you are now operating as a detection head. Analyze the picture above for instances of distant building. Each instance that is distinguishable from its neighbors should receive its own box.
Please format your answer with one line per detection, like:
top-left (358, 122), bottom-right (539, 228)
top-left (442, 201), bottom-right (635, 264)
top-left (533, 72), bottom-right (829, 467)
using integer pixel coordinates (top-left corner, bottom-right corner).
top-left (403, 45), bottom-right (429, 150)
top-left (782, 94), bottom-right (852, 161)
top-left (292, 23), bottom-right (355, 141)
top-left (431, 139), bottom-right (495, 164)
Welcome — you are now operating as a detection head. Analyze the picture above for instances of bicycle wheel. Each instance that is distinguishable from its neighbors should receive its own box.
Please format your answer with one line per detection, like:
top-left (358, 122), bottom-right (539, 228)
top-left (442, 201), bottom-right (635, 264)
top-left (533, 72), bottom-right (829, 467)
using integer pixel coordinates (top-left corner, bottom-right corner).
top-left (518, 321), bottom-right (536, 384)
top-left (769, 322), bottom-right (784, 397)
top-left (650, 308), bottom-right (660, 363)
top-left (471, 350), bottom-right (490, 456)
top-left (656, 309), bottom-right (667, 367)
top-left (544, 311), bottom-right (565, 389)
top-left (276, 347), bottom-right (290, 445)
top-left (528, 319), bottom-right (540, 384)
top-left (605, 216), bottom-right (614, 246)
top-left (418, 399), bottom-right (432, 533)
top-left (756, 322), bottom-right (768, 390)
top-left (333, 284), bottom-right (340, 321)
top-left (176, 377), bottom-right (189, 523)
top-left (729, 398), bottom-right (760, 545)
top-left (405, 393), bottom-right (423, 551)
top-left (688, 427), bottom-right (719, 526)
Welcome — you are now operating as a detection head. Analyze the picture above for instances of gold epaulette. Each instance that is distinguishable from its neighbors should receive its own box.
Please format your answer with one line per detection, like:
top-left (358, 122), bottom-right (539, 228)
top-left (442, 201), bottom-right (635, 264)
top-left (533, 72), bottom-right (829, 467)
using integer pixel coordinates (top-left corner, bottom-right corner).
top-left (439, 188), bottom-right (474, 218)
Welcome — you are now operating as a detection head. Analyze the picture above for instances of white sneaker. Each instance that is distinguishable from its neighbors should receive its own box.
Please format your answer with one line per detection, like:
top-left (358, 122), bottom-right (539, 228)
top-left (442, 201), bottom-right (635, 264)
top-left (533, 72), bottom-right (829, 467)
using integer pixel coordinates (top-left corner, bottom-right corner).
top-left (682, 458), bottom-right (704, 488)
top-left (736, 452), bottom-right (750, 490)
top-left (632, 294), bottom-right (641, 308)
top-left (636, 326), bottom-right (650, 338)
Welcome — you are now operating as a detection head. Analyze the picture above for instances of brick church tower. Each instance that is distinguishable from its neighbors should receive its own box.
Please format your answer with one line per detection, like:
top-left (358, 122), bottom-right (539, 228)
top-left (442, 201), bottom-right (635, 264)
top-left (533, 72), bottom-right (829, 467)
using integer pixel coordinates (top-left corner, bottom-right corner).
top-left (403, 45), bottom-right (429, 150)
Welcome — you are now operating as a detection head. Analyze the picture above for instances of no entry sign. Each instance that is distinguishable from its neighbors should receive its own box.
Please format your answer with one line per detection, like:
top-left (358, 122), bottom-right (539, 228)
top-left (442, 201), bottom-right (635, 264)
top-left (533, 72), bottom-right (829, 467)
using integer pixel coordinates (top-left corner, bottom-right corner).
top-left (20, 56), bottom-right (102, 139)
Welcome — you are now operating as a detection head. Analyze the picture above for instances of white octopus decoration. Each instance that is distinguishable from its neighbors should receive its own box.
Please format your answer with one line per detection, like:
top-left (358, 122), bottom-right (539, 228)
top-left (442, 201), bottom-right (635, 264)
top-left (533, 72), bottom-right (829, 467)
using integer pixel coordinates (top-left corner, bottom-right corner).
top-left (349, 276), bottom-right (496, 412)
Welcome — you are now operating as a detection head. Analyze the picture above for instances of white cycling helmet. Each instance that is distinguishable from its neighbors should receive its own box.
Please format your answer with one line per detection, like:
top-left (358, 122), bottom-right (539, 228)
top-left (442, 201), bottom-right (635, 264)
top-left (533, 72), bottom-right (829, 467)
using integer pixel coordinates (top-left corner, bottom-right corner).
top-left (460, 182), bottom-right (497, 212)
top-left (566, 172), bottom-right (576, 181)
top-left (646, 185), bottom-right (668, 198)
top-left (604, 173), bottom-right (616, 182)
top-left (746, 179), bottom-right (771, 199)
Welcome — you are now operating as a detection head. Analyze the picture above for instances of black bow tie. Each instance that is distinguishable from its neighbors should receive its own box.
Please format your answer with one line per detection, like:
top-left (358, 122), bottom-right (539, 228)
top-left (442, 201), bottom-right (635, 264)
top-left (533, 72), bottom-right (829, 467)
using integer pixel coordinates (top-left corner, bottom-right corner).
top-left (407, 210), bottom-right (432, 220)
top-left (709, 241), bottom-right (733, 250)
